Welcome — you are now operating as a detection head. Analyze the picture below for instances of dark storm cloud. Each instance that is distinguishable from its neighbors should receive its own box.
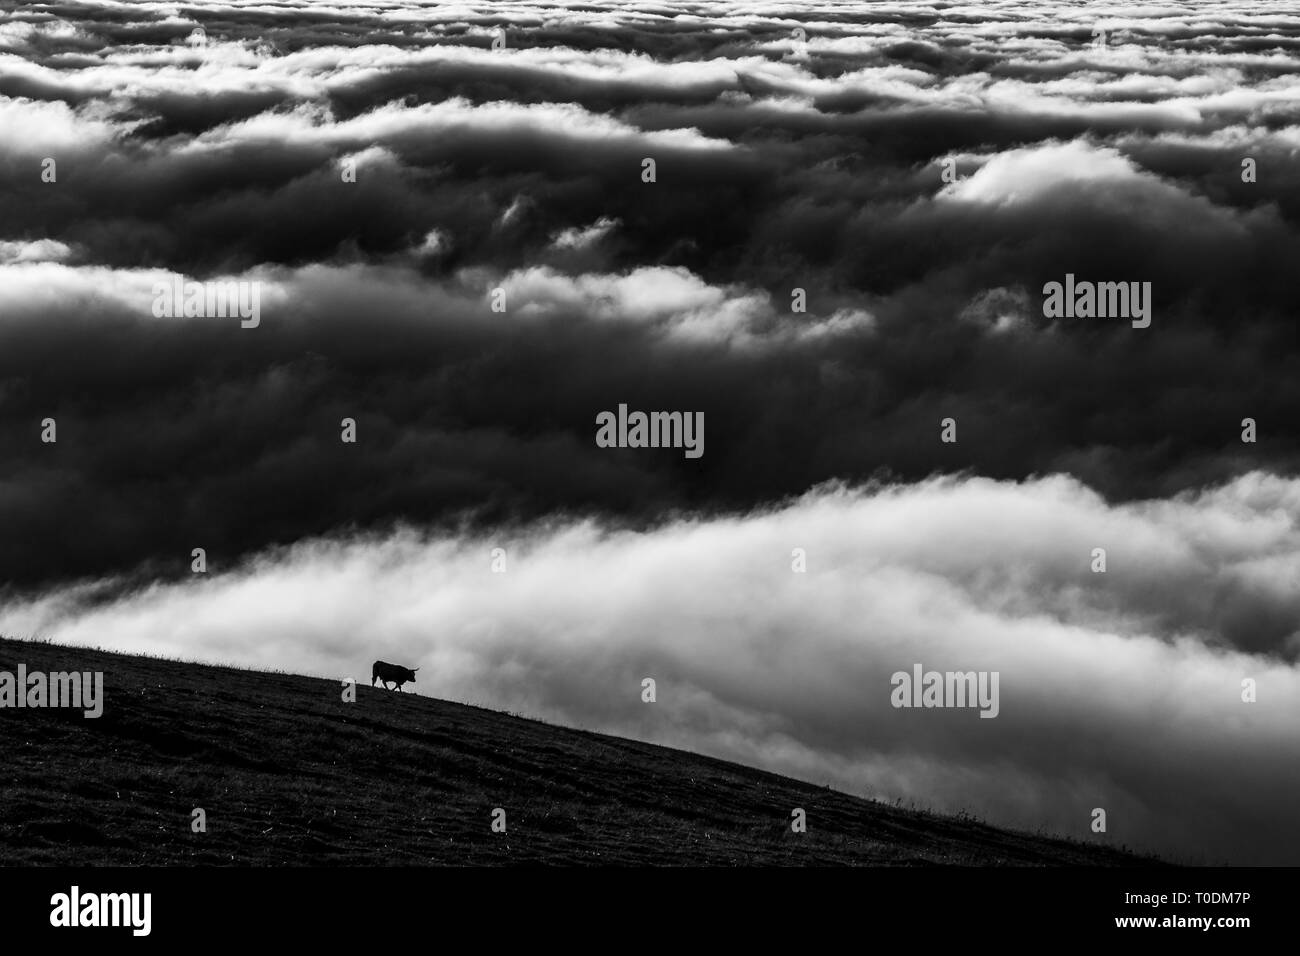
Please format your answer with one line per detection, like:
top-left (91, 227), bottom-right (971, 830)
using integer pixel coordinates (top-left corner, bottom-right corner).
top-left (1, 0), bottom-right (1298, 623)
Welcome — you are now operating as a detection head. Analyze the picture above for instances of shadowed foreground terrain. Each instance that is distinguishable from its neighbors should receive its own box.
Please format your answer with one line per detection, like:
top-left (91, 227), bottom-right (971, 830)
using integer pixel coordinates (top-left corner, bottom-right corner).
top-left (0, 637), bottom-right (1155, 866)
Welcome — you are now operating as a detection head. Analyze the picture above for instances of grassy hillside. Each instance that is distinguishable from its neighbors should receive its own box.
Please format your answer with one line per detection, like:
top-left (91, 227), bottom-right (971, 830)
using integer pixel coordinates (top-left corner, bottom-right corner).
top-left (0, 637), bottom-right (1156, 866)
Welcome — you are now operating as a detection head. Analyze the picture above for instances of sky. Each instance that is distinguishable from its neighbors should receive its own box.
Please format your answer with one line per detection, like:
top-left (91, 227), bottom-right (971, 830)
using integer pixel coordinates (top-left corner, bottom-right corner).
top-left (1, 0), bottom-right (1298, 863)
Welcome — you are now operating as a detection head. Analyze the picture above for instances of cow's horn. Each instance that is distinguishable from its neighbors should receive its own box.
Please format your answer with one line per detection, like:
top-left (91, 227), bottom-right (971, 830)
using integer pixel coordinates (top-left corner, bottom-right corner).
top-left (413, 667), bottom-right (420, 671)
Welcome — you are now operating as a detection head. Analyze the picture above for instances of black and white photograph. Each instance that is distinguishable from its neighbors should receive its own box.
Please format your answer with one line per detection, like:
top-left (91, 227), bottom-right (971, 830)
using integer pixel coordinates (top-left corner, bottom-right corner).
top-left (0, 0), bottom-right (1294, 939)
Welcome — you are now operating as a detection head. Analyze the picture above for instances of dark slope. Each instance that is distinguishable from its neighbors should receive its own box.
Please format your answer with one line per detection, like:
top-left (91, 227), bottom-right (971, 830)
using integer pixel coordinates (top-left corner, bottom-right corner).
top-left (0, 637), bottom-right (1156, 866)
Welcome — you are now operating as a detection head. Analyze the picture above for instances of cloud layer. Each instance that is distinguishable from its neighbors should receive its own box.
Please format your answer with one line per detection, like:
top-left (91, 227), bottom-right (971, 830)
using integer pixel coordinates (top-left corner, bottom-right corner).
top-left (2, 2), bottom-right (1299, 590)
top-left (2, 0), bottom-right (1298, 863)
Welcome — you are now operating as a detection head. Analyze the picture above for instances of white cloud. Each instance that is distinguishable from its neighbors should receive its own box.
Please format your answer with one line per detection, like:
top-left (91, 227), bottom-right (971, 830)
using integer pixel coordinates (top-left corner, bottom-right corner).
top-left (549, 216), bottom-right (618, 250)
top-left (0, 239), bottom-right (75, 264)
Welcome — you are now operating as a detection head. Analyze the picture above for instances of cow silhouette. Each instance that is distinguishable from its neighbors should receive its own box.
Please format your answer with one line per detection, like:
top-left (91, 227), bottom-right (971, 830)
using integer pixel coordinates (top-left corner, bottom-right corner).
top-left (372, 660), bottom-right (419, 691)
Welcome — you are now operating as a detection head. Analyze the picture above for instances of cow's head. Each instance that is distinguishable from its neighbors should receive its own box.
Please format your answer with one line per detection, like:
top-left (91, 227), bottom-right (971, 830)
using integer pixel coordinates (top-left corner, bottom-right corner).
top-left (408, 667), bottom-right (419, 681)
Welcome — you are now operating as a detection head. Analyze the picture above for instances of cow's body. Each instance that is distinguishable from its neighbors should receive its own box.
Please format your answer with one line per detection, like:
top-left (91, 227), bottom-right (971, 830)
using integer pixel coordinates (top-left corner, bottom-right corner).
top-left (372, 660), bottom-right (419, 691)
